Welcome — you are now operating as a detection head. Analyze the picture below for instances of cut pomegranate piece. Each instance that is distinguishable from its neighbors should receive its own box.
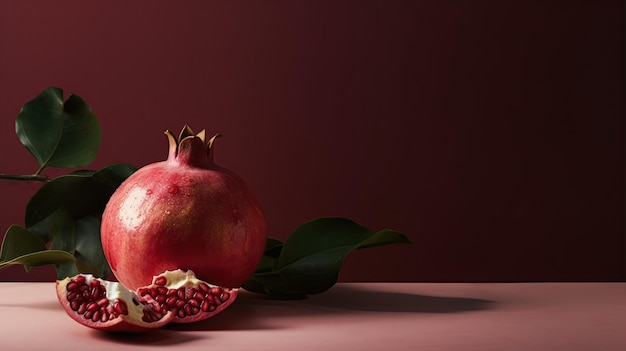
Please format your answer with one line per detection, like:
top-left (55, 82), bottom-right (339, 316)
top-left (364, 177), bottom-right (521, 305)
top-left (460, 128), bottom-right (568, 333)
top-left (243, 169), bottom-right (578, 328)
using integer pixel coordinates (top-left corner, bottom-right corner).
top-left (137, 269), bottom-right (238, 324)
top-left (56, 274), bottom-right (174, 332)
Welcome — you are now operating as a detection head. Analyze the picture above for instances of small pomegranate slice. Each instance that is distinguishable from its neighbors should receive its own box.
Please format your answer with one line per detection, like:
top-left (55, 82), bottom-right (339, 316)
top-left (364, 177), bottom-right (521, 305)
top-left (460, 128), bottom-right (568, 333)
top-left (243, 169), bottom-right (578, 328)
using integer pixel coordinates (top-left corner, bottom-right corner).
top-left (137, 269), bottom-right (238, 324)
top-left (56, 274), bottom-right (174, 332)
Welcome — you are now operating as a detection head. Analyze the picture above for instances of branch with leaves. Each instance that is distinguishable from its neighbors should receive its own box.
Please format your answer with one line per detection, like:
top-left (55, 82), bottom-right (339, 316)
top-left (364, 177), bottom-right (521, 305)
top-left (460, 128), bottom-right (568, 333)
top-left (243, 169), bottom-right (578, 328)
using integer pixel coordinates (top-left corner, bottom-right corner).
top-left (1, 87), bottom-right (412, 299)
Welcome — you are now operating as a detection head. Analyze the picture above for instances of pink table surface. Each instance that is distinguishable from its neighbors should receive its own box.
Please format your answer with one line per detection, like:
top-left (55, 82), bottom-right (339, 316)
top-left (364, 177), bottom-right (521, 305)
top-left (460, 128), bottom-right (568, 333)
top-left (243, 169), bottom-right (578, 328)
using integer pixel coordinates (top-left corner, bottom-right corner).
top-left (1, 282), bottom-right (624, 351)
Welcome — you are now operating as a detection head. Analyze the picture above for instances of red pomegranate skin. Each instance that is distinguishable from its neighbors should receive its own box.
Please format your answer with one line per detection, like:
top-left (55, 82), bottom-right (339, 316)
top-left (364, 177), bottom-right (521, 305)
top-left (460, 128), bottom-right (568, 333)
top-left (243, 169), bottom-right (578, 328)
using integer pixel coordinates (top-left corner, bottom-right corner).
top-left (101, 127), bottom-right (267, 290)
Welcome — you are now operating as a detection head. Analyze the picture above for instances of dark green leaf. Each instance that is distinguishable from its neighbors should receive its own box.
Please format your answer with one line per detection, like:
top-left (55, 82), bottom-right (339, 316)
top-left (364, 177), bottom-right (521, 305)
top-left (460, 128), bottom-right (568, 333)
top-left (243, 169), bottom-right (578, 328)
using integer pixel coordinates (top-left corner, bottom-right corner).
top-left (0, 225), bottom-right (74, 271)
top-left (20, 164), bottom-right (134, 278)
top-left (25, 164), bottom-right (136, 229)
top-left (357, 229), bottom-right (413, 249)
top-left (73, 216), bottom-right (111, 278)
top-left (28, 208), bottom-right (73, 242)
top-left (264, 238), bottom-right (284, 257)
top-left (244, 217), bottom-right (412, 298)
top-left (275, 217), bottom-right (373, 269)
top-left (49, 216), bottom-right (112, 279)
top-left (91, 163), bottom-right (136, 189)
top-left (0, 250), bottom-right (76, 271)
top-left (50, 220), bottom-right (78, 279)
top-left (25, 173), bottom-right (97, 227)
top-left (1, 225), bottom-right (47, 261)
top-left (15, 87), bottom-right (100, 172)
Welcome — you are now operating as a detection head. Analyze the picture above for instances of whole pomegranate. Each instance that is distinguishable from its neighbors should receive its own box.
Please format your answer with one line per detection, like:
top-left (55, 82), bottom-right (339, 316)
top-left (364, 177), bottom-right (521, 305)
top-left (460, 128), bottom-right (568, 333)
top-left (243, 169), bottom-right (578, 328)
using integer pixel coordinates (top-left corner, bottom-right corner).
top-left (101, 125), bottom-right (267, 291)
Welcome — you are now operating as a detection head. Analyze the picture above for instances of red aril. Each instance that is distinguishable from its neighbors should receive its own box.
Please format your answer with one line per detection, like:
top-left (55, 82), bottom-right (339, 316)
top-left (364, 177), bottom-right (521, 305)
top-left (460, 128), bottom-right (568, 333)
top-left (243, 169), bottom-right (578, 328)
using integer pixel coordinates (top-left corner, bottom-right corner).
top-left (101, 125), bottom-right (267, 290)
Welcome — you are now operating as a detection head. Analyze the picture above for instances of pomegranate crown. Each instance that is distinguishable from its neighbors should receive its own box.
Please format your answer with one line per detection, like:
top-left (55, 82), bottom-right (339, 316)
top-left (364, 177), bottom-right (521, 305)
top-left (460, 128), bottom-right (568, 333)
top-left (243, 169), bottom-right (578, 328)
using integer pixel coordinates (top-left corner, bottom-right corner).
top-left (164, 125), bottom-right (221, 167)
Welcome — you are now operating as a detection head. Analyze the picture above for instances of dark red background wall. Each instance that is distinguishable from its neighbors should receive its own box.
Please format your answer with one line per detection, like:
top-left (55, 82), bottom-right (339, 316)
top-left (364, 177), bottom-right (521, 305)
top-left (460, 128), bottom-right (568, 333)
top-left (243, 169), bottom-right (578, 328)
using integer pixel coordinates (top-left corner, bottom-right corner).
top-left (0, 1), bottom-right (623, 282)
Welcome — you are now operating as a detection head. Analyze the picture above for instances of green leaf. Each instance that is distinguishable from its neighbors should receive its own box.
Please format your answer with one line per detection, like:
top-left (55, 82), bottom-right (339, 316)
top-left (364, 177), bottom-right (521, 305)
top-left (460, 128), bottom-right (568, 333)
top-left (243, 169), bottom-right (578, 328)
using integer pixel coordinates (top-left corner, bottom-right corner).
top-left (91, 163), bottom-right (136, 189)
top-left (24, 173), bottom-right (97, 228)
top-left (15, 163), bottom-right (134, 278)
top-left (50, 220), bottom-right (78, 279)
top-left (73, 216), bottom-right (111, 278)
top-left (0, 250), bottom-right (76, 271)
top-left (275, 217), bottom-right (374, 269)
top-left (27, 206), bottom-right (73, 243)
top-left (0, 225), bottom-right (75, 271)
top-left (1, 225), bottom-right (47, 261)
top-left (358, 229), bottom-right (414, 249)
top-left (50, 215), bottom-right (111, 280)
top-left (25, 164), bottom-right (136, 229)
top-left (15, 87), bottom-right (100, 173)
top-left (244, 217), bottom-right (412, 298)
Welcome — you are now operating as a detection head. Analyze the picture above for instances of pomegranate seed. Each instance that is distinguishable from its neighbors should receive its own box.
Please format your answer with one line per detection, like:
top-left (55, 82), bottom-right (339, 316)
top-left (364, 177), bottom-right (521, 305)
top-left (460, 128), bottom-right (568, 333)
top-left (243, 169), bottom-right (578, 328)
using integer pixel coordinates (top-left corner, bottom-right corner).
top-left (87, 302), bottom-right (99, 312)
top-left (177, 309), bottom-right (186, 318)
top-left (154, 276), bottom-right (167, 286)
top-left (201, 301), bottom-right (212, 312)
top-left (198, 283), bottom-right (210, 293)
top-left (113, 300), bottom-right (128, 315)
top-left (77, 303), bottom-right (88, 314)
top-left (175, 299), bottom-right (185, 309)
top-left (96, 297), bottom-right (109, 307)
top-left (186, 288), bottom-right (197, 299)
top-left (84, 311), bottom-right (94, 320)
top-left (166, 296), bottom-right (178, 308)
top-left (155, 295), bottom-right (166, 304)
top-left (221, 292), bottom-right (231, 302)
top-left (74, 276), bottom-right (86, 284)
top-left (70, 300), bottom-right (81, 311)
top-left (188, 299), bottom-right (200, 308)
top-left (92, 311), bottom-right (101, 322)
top-left (137, 287), bottom-right (149, 297)
top-left (177, 289), bottom-right (185, 300)
top-left (66, 282), bottom-right (79, 291)
top-left (210, 287), bottom-right (222, 295)
top-left (67, 291), bottom-right (79, 301)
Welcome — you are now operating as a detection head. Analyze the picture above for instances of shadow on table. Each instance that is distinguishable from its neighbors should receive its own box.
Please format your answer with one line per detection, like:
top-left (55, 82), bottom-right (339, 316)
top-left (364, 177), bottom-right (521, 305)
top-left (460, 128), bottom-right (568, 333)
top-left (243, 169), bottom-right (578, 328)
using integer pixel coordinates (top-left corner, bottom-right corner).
top-left (90, 328), bottom-right (205, 346)
top-left (301, 284), bottom-right (496, 313)
top-left (166, 283), bottom-right (496, 333)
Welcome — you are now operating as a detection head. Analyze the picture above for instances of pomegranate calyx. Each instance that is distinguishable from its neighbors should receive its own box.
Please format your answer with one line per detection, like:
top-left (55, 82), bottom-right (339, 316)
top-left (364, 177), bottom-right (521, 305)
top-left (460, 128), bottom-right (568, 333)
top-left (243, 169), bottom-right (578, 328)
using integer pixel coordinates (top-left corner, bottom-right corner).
top-left (164, 125), bottom-right (220, 167)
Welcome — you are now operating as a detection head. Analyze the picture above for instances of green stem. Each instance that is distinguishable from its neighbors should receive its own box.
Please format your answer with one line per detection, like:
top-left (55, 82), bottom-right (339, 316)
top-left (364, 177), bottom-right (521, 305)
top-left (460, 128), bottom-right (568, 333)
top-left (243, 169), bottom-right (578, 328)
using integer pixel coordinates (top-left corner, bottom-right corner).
top-left (0, 173), bottom-right (49, 182)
